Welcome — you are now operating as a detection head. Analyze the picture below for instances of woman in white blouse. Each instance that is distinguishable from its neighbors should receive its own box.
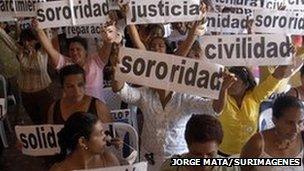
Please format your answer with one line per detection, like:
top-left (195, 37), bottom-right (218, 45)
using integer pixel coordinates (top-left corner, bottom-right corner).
top-left (110, 2), bottom-right (236, 170)
top-left (0, 27), bottom-right (53, 124)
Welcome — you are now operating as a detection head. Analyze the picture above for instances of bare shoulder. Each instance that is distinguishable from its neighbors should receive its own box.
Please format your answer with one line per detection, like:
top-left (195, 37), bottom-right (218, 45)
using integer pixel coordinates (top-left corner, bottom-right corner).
top-left (102, 150), bottom-right (120, 166)
top-left (49, 162), bottom-right (66, 171)
top-left (240, 132), bottom-right (263, 158)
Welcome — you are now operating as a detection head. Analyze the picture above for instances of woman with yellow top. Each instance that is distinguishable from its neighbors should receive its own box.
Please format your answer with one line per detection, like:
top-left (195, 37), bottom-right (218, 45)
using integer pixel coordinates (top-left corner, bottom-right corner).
top-left (213, 63), bottom-right (304, 156)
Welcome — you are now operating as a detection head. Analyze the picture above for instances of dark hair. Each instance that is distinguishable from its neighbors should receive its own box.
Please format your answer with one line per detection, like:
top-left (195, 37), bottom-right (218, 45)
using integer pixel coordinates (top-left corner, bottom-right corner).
top-left (185, 114), bottom-right (223, 145)
top-left (273, 95), bottom-right (303, 119)
top-left (57, 112), bottom-right (99, 160)
top-left (300, 66), bottom-right (304, 76)
top-left (59, 64), bottom-right (85, 85)
top-left (68, 36), bottom-right (88, 51)
top-left (20, 29), bottom-right (36, 42)
top-left (229, 66), bottom-right (256, 91)
top-left (19, 29), bottom-right (41, 50)
top-left (148, 36), bottom-right (174, 54)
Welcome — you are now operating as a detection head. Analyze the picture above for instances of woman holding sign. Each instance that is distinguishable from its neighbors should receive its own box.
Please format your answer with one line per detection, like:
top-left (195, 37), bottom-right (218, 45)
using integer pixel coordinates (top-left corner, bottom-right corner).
top-left (47, 64), bottom-right (113, 124)
top-left (111, 2), bottom-right (236, 171)
top-left (214, 58), bottom-right (304, 156)
top-left (50, 112), bottom-right (119, 171)
top-left (0, 26), bottom-right (53, 124)
top-left (32, 19), bottom-right (122, 102)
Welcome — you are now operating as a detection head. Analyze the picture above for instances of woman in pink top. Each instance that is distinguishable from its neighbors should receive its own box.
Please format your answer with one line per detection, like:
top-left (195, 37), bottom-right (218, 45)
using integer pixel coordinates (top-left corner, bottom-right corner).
top-left (32, 20), bottom-right (121, 102)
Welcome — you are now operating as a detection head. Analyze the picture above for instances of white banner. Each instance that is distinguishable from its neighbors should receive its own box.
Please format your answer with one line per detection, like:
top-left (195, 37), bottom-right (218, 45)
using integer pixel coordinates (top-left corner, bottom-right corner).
top-left (15, 124), bottom-right (64, 156)
top-left (110, 109), bottom-right (131, 124)
top-left (74, 162), bottom-right (147, 171)
top-left (214, 0), bottom-right (263, 10)
top-left (201, 34), bottom-right (293, 66)
top-left (107, 0), bottom-right (119, 10)
top-left (254, 9), bottom-right (304, 35)
top-left (0, 0), bottom-right (43, 18)
top-left (126, 0), bottom-right (204, 25)
top-left (115, 47), bottom-right (224, 99)
top-left (215, 0), bottom-right (304, 10)
top-left (65, 24), bottom-right (101, 38)
top-left (0, 98), bottom-right (6, 117)
top-left (206, 12), bottom-right (251, 33)
top-left (36, 0), bottom-right (110, 29)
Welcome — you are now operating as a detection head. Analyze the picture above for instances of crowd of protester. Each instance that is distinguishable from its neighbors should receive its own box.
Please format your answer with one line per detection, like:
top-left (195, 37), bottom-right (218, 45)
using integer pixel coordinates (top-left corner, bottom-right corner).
top-left (0, 0), bottom-right (304, 171)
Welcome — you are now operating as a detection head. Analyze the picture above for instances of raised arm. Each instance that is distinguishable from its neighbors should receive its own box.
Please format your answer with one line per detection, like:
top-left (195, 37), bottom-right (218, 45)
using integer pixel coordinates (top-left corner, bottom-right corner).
top-left (32, 19), bottom-right (61, 67)
top-left (212, 71), bottom-right (237, 113)
top-left (98, 21), bottom-right (124, 64)
top-left (0, 26), bottom-right (19, 54)
top-left (127, 24), bottom-right (146, 50)
top-left (120, 4), bottom-right (146, 50)
top-left (175, 2), bottom-right (207, 56)
top-left (110, 44), bottom-right (125, 92)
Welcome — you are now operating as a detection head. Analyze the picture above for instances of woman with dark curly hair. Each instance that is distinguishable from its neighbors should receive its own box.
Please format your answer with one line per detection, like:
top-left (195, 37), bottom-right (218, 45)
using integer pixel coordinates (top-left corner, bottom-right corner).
top-left (241, 95), bottom-right (304, 171)
top-left (50, 112), bottom-right (119, 171)
top-left (161, 114), bottom-right (239, 171)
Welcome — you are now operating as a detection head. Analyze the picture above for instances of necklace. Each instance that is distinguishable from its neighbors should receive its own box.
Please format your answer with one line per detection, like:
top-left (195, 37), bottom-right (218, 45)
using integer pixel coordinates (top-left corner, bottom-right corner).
top-left (273, 129), bottom-right (292, 150)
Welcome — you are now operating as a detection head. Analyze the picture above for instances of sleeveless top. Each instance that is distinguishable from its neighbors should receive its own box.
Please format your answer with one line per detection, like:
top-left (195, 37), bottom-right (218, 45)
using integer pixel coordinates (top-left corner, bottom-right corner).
top-left (255, 132), bottom-right (304, 171)
top-left (52, 97), bottom-right (98, 124)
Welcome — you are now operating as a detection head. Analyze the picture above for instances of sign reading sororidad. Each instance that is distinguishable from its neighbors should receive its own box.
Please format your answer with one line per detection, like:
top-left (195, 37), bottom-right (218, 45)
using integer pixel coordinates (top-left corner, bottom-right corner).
top-left (115, 47), bottom-right (224, 99)
top-left (35, 0), bottom-right (110, 28)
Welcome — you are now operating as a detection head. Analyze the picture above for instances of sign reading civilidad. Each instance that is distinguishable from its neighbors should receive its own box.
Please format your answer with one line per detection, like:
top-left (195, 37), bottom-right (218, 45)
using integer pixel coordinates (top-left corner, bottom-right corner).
top-left (126, 0), bottom-right (205, 25)
top-left (201, 34), bottom-right (293, 66)
top-left (115, 47), bottom-right (224, 99)
top-left (15, 124), bottom-right (64, 156)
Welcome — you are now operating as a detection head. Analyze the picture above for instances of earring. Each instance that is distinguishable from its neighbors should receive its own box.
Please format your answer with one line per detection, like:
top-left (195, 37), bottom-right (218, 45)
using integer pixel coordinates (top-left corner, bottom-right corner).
top-left (83, 146), bottom-right (89, 150)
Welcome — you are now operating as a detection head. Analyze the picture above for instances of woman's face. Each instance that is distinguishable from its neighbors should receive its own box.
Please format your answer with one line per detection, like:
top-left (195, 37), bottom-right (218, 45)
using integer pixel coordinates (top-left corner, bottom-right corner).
top-left (69, 42), bottom-right (87, 66)
top-left (187, 141), bottom-right (218, 171)
top-left (228, 75), bottom-right (247, 96)
top-left (87, 121), bottom-right (107, 154)
top-left (275, 107), bottom-right (304, 141)
top-left (63, 74), bottom-right (85, 102)
top-left (24, 39), bottom-right (37, 50)
top-left (149, 38), bottom-right (166, 53)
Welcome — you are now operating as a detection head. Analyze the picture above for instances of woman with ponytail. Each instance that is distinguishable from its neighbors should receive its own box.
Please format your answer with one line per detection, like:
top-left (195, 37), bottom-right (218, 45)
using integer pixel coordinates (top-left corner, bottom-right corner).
top-left (50, 112), bottom-right (119, 171)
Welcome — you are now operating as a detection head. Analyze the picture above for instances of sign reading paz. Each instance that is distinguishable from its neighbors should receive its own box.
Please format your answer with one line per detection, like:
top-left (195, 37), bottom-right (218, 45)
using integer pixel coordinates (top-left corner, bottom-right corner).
top-left (15, 124), bottom-right (64, 156)
top-left (127, 0), bottom-right (204, 25)
top-left (201, 34), bottom-right (293, 66)
top-left (115, 47), bottom-right (224, 99)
